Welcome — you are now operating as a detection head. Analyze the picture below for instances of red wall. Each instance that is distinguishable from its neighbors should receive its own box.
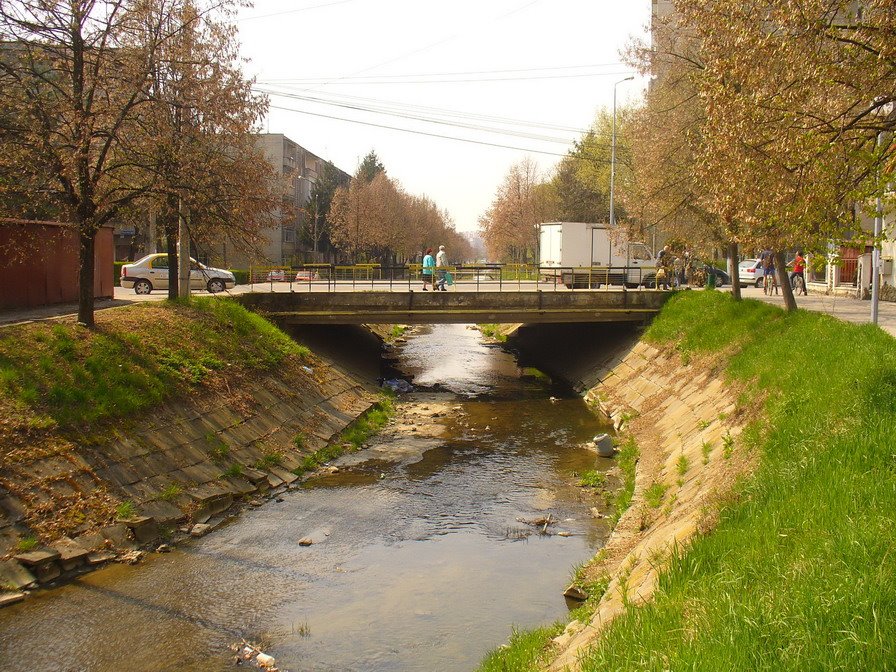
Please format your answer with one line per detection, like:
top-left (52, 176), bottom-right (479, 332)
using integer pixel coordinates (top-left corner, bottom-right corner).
top-left (0, 221), bottom-right (114, 309)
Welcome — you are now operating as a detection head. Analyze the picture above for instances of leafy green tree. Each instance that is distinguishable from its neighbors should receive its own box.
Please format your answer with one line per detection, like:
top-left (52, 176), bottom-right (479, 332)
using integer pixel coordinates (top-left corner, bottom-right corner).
top-left (356, 150), bottom-right (386, 184)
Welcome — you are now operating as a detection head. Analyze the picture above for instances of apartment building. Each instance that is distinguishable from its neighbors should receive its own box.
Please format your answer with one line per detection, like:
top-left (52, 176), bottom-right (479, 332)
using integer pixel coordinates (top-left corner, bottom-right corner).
top-left (254, 133), bottom-right (325, 267)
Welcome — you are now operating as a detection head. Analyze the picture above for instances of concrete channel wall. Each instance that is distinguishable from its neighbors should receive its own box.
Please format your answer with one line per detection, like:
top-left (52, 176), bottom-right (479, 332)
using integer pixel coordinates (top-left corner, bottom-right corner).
top-left (547, 339), bottom-right (755, 671)
top-left (0, 351), bottom-right (376, 600)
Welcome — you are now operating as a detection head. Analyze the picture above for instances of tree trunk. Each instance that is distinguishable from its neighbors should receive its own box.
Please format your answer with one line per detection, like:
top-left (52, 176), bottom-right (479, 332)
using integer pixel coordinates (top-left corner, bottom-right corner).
top-left (776, 250), bottom-right (797, 311)
top-left (729, 241), bottom-right (742, 301)
top-left (77, 226), bottom-right (96, 327)
top-left (166, 219), bottom-right (179, 300)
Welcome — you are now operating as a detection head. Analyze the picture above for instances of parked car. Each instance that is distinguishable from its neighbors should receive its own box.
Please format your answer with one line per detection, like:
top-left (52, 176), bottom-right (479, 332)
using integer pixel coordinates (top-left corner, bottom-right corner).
top-left (265, 269), bottom-right (287, 282)
top-left (294, 270), bottom-right (320, 282)
top-left (738, 259), bottom-right (766, 287)
top-left (120, 254), bottom-right (236, 295)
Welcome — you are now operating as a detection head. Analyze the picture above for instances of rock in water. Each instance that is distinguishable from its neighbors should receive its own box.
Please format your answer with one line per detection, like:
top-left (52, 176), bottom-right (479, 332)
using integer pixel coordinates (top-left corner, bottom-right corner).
top-left (563, 584), bottom-right (588, 601)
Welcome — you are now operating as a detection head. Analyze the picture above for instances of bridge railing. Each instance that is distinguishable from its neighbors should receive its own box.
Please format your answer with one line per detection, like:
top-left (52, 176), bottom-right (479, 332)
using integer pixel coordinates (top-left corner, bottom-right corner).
top-left (245, 263), bottom-right (659, 292)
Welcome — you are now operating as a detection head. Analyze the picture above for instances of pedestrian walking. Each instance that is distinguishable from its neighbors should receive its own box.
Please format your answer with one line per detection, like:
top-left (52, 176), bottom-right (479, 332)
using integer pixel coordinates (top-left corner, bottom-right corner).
top-left (422, 248), bottom-right (435, 291)
top-left (435, 245), bottom-right (448, 291)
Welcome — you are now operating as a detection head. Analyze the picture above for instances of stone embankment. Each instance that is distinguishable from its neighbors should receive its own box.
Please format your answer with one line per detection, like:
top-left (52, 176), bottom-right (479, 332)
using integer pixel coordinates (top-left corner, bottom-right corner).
top-left (547, 339), bottom-right (756, 671)
top-left (0, 351), bottom-right (376, 603)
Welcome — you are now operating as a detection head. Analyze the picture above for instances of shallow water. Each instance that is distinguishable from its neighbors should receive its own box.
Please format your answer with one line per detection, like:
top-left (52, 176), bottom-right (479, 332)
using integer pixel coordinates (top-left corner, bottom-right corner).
top-left (0, 324), bottom-right (613, 672)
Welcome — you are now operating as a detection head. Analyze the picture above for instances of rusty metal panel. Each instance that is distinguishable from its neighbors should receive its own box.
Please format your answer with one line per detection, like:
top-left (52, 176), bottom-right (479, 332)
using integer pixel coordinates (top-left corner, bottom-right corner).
top-left (0, 220), bottom-right (116, 309)
top-left (95, 226), bottom-right (114, 299)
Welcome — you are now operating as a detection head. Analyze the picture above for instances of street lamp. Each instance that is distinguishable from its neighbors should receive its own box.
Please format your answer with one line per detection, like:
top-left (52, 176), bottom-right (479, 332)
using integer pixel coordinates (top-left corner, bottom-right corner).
top-left (609, 76), bottom-right (634, 230)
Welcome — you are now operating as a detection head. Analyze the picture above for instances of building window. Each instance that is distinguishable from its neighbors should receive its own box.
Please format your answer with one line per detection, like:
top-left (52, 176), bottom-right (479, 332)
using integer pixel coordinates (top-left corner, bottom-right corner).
top-left (283, 228), bottom-right (296, 243)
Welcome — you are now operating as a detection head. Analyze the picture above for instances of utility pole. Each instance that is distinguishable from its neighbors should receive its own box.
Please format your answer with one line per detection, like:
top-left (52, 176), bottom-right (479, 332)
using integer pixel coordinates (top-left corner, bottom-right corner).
top-left (872, 131), bottom-right (884, 324)
top-left (610, 76), bottom-right (634, 229)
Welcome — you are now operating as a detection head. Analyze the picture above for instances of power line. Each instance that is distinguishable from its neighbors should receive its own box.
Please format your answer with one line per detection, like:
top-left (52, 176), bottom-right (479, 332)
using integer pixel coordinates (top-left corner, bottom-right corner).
top-left (258, 87), bottom-right (581, 142)
top-left (257, 62), bottom-right (628, 82)
top-left (256, 70), bottom-right (637, 85)
top-left (237, 0), bottom-right (357, 22)
top-left (258, 86), bottom-right (618, 149)
top-left (267, 103), bottom-right (614, 163)
top-left (260, 86), bottom-right (589, 132)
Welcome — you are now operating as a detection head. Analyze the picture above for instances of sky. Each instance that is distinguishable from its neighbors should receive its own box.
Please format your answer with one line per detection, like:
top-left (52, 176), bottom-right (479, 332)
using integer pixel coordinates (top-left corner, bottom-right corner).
top-left (234, 0), bottom-right (652, 233)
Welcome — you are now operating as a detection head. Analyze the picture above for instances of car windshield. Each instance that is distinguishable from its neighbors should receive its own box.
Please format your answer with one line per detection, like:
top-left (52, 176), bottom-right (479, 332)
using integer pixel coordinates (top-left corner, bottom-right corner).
top-left (739, 260), bottom-right (758, 270)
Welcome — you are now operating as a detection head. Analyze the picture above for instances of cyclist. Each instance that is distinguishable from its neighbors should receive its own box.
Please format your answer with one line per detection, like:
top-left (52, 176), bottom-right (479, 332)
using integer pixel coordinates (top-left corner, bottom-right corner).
top-left (790, 251), bottom-right (806, 295)
top-left (761, 249), bottom-right (779, 295)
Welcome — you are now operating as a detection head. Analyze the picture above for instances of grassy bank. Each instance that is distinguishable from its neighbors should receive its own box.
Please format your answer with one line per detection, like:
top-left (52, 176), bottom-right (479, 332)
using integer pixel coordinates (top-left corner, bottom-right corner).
top-left (0, 298), bottom-right (308, 435)
top-left (480, 290), bottom-right (896, 670)
top-left (578, 291), bottom-right (896, 669)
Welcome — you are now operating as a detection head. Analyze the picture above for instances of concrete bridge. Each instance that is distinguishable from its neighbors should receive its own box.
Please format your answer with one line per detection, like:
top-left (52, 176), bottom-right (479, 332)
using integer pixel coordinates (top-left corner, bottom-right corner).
top-left (235, 289), bottom-right (672, 325)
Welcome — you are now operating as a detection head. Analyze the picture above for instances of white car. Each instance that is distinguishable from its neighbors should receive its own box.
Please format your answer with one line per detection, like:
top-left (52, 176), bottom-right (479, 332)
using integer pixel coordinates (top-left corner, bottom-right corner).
top-left (120, 254), bottom-right (236, 295)
top-left (738, 259), bottom-right (766, 287)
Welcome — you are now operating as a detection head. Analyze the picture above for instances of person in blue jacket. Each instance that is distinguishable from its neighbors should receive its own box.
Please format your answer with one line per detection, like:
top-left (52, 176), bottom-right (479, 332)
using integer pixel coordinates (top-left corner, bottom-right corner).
top-left (422, 248), bottom-right (435, 290)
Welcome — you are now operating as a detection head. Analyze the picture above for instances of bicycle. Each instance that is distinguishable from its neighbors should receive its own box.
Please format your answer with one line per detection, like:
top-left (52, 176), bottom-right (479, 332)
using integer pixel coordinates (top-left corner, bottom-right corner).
top-left (763, 268), bottom-right (779, 295)
top-left (791, 272), bottom-right (806, 296)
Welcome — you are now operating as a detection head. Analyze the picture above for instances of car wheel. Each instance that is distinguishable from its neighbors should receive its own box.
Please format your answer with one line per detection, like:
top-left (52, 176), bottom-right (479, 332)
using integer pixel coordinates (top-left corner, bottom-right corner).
top-left (755, 278), bottom-right (763, 288)
top-left (207, 278), bottom-right (226, 293)
top-left (134, 279), bottom-right (152, 295)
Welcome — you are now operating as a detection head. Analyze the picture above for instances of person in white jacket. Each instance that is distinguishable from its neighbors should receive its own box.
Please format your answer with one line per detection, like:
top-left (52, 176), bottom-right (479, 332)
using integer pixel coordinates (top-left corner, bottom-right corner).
top-left (435, 245), bottom-right (448, 291)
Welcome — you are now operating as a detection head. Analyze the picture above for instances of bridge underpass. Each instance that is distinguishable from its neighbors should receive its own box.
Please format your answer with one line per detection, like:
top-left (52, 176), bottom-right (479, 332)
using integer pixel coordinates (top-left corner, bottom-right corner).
top-left (235, 289), bottom-right (672, 325)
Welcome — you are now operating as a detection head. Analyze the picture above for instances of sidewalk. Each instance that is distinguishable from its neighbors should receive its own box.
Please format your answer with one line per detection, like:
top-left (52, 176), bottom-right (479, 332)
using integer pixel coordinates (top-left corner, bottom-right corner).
top-left (737, 285), bottom-right (896, 338)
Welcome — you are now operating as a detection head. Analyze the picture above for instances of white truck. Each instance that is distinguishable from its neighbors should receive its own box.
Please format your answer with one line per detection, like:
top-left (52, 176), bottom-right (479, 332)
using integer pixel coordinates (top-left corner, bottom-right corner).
top-left (538, 222), bottom-right (657, 288)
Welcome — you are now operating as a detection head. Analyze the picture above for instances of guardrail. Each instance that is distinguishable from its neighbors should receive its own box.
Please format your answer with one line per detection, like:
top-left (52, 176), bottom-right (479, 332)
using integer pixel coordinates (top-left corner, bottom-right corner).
top-left (245, 263), bottom-right (662, 292)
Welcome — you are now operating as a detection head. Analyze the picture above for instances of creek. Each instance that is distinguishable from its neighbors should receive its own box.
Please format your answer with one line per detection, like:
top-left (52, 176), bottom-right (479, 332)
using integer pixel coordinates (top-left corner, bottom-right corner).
top-left (0, 324), bottom-right (614, 672)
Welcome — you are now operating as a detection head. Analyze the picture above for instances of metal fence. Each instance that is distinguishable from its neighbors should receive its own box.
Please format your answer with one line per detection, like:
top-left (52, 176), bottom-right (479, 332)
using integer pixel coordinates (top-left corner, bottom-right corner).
top-left (245, 263), bottom-right (658, 292)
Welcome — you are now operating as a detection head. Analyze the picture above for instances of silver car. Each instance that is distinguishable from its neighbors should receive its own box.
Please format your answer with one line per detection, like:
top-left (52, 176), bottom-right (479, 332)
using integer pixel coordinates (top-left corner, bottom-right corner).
top-left (120, 254), bottom-right (235, 295)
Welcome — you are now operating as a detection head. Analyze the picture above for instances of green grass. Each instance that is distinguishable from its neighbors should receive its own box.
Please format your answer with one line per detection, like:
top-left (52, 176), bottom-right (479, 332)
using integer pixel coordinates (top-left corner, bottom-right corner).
top-left (16, 535), bottom-right (38, 552)
top-left (255, 452), bottom-right (284, 470)
top-left (579, 470), bottom-right (607, 488)
top-left (388, 325), bottom-right (408, 339)
top-left (222, 463), bottom-right (243, 478)
top-left (116, 501), bottom-right (137, 519)
top-left (292, 398), bottom-right (395, 477)
top-left (479, 324), bottom-right (508, 342)
top-left (676, 454), bottom-right (689, 477)
top-left (701, 440), bottom-right (713, 465)
top-left (477, 624), bottom-right (566, 672)
top-left (0, 299), bottom-right (309, 430)
top-left (643, 482), bottom-right (668, 508)
top-left (610, 435), bottom-right (639, 524)
top-left (158, 483), bottom-right (181, 501)
top-left (576, 290), bottom-right (896, 670)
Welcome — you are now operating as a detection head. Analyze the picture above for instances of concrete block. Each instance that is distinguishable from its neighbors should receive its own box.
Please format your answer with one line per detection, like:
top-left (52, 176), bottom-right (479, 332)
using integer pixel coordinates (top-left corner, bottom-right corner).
top-left (0, 592), bottom-right (26, 608)
top-left (0, 560), bottom-right (36, 590)
top-left (101, 523), bottom-right (136, 550)
top-left (74, 532), bottom-right (107, 551)
top-left (116, 517), bottom-right (160, 545)
top-left (14, 549), bottom-right (61, 567)
top-left (269, 467), bottom-right (298, 485)
top-left (33, 561), bottom-right (62, 584)
top-left (137, 500), bottom-right (184, 525)
top-left (49, 537), bottom-right (90, 572)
